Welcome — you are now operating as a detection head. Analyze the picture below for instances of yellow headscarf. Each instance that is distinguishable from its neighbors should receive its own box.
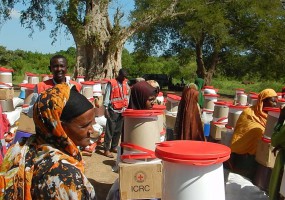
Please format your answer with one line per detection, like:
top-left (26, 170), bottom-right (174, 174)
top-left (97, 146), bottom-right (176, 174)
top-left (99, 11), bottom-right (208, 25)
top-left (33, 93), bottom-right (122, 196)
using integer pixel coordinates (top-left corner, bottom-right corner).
top-left (231, 88), bottom-right (277, 155)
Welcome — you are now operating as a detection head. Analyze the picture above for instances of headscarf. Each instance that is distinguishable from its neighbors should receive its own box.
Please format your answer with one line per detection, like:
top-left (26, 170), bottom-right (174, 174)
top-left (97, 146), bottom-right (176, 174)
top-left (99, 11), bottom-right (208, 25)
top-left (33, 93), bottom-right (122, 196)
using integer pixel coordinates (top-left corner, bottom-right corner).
top-left (231, 88), bottom-right (277, 155)
top-left (0, 83), bottom-right (96, 199)
top-left (194, 78), bottom-right (205, 108)
top-left (174, 87), bottom-right (205, 141)
top-left (128, 81), bottom-right (158, 110)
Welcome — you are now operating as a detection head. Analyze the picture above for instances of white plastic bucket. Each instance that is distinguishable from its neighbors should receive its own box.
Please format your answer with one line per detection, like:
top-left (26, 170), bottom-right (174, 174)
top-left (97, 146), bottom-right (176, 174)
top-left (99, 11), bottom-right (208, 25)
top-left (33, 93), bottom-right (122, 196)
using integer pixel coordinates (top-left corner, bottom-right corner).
top-left (155, 141), bottom-right (230, 200)
top-left (93, 81), bottom-right (102, 96)
top-left (123, 109), bottom-right (162, 152)
top-left (81, 81), bottom-right (95, 99)
top-left (202, 86), bottom-right (218, 95)
top-left (166, 94), bottom-right (181, 112)
top-left (234, 88), bottom-right (245, 100)
top-left (237, 93), bottom-right (247, 106)
top-left (203, 94), bottom-right (219, 111)
top-left (227, 105), bottom-right (248, 128)
top-left (213, 102), bottom-right (229, 121)
top-left (0, 67), bottom-right (13, 86)
top-left (263, 107), bottom-right (280, 139)
top-left (27, 75), bottom-right (39, 84)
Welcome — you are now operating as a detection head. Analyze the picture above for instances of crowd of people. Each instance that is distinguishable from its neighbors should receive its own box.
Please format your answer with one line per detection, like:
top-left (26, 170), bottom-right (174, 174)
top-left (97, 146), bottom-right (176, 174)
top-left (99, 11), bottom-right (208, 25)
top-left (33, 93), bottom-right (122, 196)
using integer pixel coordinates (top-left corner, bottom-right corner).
top-left (1, 54), bottom-right (285, 199)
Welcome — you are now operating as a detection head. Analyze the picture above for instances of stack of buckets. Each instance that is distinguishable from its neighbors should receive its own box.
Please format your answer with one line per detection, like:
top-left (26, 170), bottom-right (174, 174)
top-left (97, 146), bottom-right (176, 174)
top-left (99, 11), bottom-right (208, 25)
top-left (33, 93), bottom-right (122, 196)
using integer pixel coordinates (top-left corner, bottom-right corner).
top-left (254, 107), bottom-right (280, 192)
top-left (202, 86), bottom-right (219, 137)
top-left (209, 102), bottom-right (230, 140)
top-left (221, 104), bottom-right (248, 147)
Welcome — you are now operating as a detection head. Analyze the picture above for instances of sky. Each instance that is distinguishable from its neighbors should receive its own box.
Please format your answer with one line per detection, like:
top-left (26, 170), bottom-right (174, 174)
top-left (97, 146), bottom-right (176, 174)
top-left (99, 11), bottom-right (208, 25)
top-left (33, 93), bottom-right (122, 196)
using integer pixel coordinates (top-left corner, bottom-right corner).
top-left (0, 3), bottom-right (134, 54)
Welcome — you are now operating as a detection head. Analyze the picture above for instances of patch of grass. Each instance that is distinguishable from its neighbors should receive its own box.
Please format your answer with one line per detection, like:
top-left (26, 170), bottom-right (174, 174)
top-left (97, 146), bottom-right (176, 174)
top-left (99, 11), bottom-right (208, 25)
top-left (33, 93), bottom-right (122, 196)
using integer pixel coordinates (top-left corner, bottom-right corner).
top-left (212, 78), bottom-right (283, 96)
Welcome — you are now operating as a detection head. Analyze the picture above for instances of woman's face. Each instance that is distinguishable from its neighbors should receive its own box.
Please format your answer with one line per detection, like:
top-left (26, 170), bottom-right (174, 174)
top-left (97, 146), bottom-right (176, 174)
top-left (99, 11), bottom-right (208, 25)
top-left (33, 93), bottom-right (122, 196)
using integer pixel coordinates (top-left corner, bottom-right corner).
top-left (263, 96), bottom-right (277, 108)
top-left (62, 108), bottom-right (95, 147)
top-left (145, 95), bottom-right (156, 109)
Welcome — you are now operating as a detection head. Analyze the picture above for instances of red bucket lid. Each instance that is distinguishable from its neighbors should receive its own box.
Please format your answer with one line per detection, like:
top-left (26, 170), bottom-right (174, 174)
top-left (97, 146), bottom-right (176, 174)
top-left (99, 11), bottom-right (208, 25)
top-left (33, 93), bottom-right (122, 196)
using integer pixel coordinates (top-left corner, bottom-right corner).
top-left (202, 109), bottom-right (214, 113)
top-left (153, 104), bottom-right (166, 110)
top-left (155, 141), bottom-right (230, 166)
top-left (158, 92), bottom-right (163, 97)
top-left (123, 109), bottom-right (163, 117)
top-left (228, 105), bottom-right (248, 109)
top-left (277, 92), bottom-right (282, 96)
top-left (235, 88), bottom-right (245, 91)
top-left (77, 75), bottom-right (85, 78)
top-left (81, 81), bottom-right (95, 85)
top-left (214, 101), bottom-right (228, 106)
top-left (278, 98), bottom-right (285, 102)
top-left (263, 107), bottom-right (280, 112)
top-left (167, 94), bottom-right (181, 101)
top-left (0, 67), bottom-right (14, 73)
top-left (203, 94), bottom-right (220, 97)
top-left (250, 95), bottom-right (258, 99)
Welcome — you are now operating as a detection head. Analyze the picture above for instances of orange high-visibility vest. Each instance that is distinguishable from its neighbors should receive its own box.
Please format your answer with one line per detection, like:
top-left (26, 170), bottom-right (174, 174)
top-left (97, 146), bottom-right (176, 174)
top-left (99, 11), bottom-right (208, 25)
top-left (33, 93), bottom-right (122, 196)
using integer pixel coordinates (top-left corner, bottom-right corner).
top-left (109, 79), bottom-right (129, 110)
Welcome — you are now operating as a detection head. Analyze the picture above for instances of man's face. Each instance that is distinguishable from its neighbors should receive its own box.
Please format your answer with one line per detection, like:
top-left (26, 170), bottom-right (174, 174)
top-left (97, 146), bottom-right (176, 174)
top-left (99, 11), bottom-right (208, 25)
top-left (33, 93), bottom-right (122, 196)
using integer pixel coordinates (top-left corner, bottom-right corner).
top-left (49, 58), bottom-right (68, 83)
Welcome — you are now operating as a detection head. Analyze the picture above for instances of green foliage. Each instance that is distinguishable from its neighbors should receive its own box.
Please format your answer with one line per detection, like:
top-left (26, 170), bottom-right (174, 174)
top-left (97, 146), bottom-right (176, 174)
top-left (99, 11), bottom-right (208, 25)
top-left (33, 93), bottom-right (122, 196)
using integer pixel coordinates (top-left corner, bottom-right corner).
top-left (212, 77), bottom-right (284, 97)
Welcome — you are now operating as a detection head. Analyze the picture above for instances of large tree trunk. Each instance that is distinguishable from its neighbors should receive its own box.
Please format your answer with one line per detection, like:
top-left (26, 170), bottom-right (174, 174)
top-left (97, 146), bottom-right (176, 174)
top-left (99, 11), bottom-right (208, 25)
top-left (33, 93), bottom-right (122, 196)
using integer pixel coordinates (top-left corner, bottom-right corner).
top-left (195, 39), bottom-right (219, 85)
top-left (73, 43), bottom-right (123, 80)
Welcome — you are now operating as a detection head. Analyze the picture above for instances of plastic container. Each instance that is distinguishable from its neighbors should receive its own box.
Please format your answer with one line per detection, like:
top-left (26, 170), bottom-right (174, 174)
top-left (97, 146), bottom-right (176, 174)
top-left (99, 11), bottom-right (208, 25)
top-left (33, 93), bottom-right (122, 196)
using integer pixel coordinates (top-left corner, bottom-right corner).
top-left (27, 74), bottom-right (39, 84)
top-left (236, 93), bottom-right (247, 106)
top-left (166, 94), bottom-right (181, 112)
top-left (263, 107), bottom-right (280, 139)
top-left (20, 83), bottom-right (36, 105)
top-left (213, 102), bottom-right (229, 121)
top-left (277, 92), bottom-right (283, 99)
top-left (12, 131), bottom-right (32, 144)
top-left (123, 109), bottom-right (162, 152)
top-left (155, 141), bottom-right (230, 200)
top-left (204, 123), bottom-right (211, 137)
top-left (247, 92), bottom-right (258, 106)
top-left (234, 88), bottom-right (245, 100)
top-left (203, 94), bottom-right (219, 111)
top-left (0, 99), bottom-right (14, 112)
top-left (93, 81), bottom-right (102, 96)
top-left (227, 105), bottom-right (248, 128)
top-left (0, 67), bottom-right (14, 86)
top-left (81, 81), bottom-right (95, 99)
top-left (202, 86), bottom-right (218, 95)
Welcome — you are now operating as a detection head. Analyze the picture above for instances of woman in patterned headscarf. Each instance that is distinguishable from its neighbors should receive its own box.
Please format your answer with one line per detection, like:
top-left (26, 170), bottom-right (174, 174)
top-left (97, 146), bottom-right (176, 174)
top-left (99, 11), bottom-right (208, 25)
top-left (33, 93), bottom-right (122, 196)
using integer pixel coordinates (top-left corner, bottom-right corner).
top-left (230, 88), bottom-right (277, 180)
top-left (0, 83), bottom-right (96, 199)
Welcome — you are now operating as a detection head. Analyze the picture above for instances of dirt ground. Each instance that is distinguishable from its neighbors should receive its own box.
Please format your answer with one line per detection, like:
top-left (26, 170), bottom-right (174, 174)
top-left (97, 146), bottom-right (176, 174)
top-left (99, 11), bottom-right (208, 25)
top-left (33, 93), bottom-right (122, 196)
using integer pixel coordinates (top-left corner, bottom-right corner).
top-left (83, 147), bottom-right (119, 200)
